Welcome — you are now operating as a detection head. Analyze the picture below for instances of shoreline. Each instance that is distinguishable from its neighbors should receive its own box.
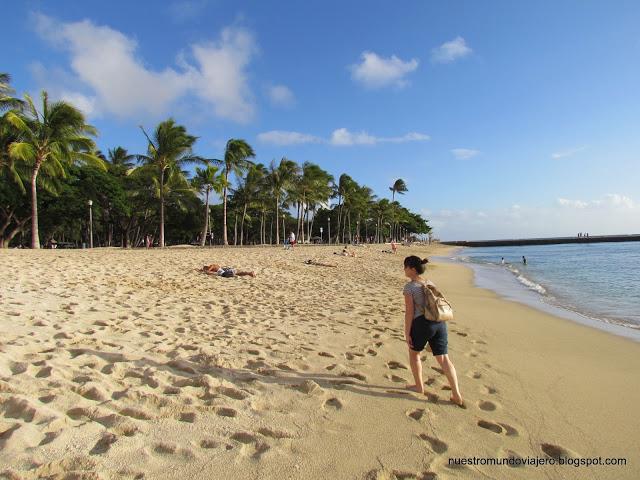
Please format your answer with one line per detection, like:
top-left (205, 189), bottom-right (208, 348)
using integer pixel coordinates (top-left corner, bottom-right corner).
top-left (435, 250), bottom-right (640, 343)
top-left (1, 245), bottom-right (639, 479)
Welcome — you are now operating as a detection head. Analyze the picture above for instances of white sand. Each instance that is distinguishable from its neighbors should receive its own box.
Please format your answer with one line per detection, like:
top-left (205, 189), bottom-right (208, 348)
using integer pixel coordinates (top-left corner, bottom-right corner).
top-left (0, 245), bottom-right (638, 479)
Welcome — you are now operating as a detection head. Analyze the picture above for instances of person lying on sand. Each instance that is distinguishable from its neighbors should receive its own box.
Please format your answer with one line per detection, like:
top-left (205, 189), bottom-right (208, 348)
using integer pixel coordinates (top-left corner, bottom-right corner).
top-left (304, 259), bottom-right (337, 267)
top-left (198, 264), bottom-right (256, 278)
top-left (334, 246), bottom-right (357, 257)
top-left (402, 255), bottom-right (464, 407)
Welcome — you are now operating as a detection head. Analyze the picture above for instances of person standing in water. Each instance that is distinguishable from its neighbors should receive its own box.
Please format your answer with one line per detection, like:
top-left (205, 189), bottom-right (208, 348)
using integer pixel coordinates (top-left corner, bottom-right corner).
top-left (402, 256), bottom-right (464, 406)
top-left (522, 256), bottom-right (527, 265)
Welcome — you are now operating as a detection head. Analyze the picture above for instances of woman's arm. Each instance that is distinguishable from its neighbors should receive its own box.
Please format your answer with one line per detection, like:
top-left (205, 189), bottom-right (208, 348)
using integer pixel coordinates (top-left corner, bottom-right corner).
top-left (404, 293), bottom-right (414, 349)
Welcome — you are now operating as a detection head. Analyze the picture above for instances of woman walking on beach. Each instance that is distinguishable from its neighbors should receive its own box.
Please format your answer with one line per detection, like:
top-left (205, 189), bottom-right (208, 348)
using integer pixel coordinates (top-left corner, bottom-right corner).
top-left (403, 256), bottom-right (464, 406)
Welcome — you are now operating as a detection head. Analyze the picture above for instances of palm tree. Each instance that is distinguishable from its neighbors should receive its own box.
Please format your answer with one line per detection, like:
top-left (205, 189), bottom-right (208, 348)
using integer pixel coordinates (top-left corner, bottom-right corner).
top-left (0, 73), bottom-right (23, 112)
top-left (107, 146), bottom-right (136, 177)
top-left (388, 179), bottom-right (408, 241)
top-left (217, 139), bottom-right (255, 245)
top-left (389, 178), bottom-right (408, 201)
top-left (6, 91), bottom-right (103, 248)
top-left (192, 162), bottom-right (224, 246)
top-left (297, 162), bottom-right (333, 243)
top-left (237, 163), bottom-right (266, 245)
top-left (137, 119), bottom-right (201, 248)
top-left (267, 158), bottom-right (299, 244)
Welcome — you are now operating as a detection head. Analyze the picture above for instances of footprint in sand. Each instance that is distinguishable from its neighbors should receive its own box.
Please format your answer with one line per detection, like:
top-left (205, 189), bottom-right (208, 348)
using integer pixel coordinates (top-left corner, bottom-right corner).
top-left (218, 386), bottom-right (250, 400)
top-left (323, 397), bottom-right (343, 410)
top-left (90, 432), bottom-right (118, 455)
top-left (200, 438), bottom-right (220, 449)
top-left (386, 374), bottom-right (407, 383)
top-left (179, 412), bottom-right (196, 423)
top-left (477, 419), bottom-right (503, 434)
top-left (500, 448), bottom-right (525, 468)
top-left (418, 433), bottom-right (448, 454)
top-left (431, 367), bottom-right (444, 375)
top-left (477, 420), bottom-right (519, 436)
top-left (386, 361), bottom-right (409, 370)
top-left (541, 443), bottom-right (579, 459)
top-left (478, 400), bottom-right (497, 411)
top-left (39, 431), bottom-right (60, 446)
top-left (339, 371), bottom-right (367, 382)
top-left (482, 385), bottom-right (498, 395)
top-left (231, 431), bottom-right (258, 444)
top-left (406, 409), bottom-right (425, 421)
top-left (258, 427), bottom-right (295, 439)
top-left (318, 351), bottom-right (335, 358)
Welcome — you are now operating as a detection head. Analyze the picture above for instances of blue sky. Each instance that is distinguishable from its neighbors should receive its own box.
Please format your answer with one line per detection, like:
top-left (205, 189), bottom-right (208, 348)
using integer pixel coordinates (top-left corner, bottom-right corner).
top-left (3, 0), bottom-right (640, 239)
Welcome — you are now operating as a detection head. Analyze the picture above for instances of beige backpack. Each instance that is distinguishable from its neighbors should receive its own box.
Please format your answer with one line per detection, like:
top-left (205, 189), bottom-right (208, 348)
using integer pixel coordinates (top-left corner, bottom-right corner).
top-left (423, 282), bottom-right (454, 322)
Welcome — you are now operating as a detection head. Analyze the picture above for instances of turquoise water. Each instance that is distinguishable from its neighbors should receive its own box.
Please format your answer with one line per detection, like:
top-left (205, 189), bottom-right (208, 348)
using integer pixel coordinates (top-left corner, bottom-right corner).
top-left (451, 242), bottom-right (640, 334)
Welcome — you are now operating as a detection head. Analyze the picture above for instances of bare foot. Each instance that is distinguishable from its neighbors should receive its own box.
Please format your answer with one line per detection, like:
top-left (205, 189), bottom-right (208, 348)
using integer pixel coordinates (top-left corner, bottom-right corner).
top-left (450, 393), bottom-right (466, 408)
top-left (405, 384), bottom-right (425, 395)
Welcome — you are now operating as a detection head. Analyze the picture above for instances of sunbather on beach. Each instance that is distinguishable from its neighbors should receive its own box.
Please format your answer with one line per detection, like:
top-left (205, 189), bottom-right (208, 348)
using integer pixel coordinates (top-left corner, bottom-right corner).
top-left (304, 259), bottom-right (337, 267)
top-left (402, 255), bottom-right (464, 407)
top-left (199, 263), bottom-right (256, 278)
top-left (334, 245), bottom-right (357, 257)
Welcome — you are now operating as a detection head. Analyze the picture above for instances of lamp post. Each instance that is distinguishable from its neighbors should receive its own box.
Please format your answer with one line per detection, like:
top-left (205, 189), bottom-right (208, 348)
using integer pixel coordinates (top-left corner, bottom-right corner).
top-left (320, 226), bottom-right (324, 244)
top-left (327, 217), bottom-right (331, 245)
top-left (87, 200), bottom-right (94, 248)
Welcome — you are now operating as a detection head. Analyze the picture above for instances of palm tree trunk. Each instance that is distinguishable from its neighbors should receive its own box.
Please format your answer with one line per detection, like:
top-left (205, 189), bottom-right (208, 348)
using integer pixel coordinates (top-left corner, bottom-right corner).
top-left (30, 161), bottom-right (42, 249)
top-left (200, 186), bottom-right (210, 247)
top-left (274, 197), bottom-right (279, 245)
top-left (240, 202), bottom-right (248, 246)
top-left (159, 168), bottom-right (165, 248)
top-left (222, 171), bottom-right (229, 245)
top-left (233, 212), bottom-right (238, 246)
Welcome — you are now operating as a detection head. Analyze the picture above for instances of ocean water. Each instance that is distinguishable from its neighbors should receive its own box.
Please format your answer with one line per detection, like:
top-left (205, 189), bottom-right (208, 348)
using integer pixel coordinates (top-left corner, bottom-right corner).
top-left (445, 242), bottom-right (640, 340)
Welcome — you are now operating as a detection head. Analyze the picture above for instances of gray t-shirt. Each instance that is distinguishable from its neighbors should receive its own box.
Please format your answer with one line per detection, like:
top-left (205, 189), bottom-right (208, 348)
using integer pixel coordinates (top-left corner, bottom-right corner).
top-left (403, 280), bottom-right (434, 319)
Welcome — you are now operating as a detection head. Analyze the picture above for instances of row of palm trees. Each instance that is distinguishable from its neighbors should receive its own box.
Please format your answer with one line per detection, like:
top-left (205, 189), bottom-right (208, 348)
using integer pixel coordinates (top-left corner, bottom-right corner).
top-left (0, 73), bottom-right (430, 248)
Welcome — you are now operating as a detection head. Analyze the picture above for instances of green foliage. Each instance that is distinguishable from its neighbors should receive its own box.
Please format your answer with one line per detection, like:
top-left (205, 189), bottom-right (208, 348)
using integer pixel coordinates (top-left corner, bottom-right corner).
top-left (0, 74), bottom-right (431, 247)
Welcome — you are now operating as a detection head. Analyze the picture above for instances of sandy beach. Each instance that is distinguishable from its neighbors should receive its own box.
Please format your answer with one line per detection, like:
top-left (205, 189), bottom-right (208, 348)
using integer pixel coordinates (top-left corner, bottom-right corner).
top-left (1, 244), bottom-right (639, 479)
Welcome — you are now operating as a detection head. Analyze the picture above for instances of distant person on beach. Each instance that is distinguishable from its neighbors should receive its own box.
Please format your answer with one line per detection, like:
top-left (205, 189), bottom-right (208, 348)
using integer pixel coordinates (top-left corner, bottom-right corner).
top-left (289, 232), bottom-right (296, 248)
top-left (522, 256), bottom-right (527, 265)
top-left (335, 245), bottom-right (356, 257)
top-left (391, 242), bottom-right (398, 254)
top-left (304, 259), bottom-right (337, 267)
top-left (402, 255), bottom-right (464, 407)
top-left (199, 264), bottom-right (256, 278)
top-left (501, 257), bottom-right (505, 265)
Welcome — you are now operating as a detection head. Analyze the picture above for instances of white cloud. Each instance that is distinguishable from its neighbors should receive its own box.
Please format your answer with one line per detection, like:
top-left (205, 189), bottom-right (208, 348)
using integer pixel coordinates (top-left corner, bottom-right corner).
top-left (330, 128), bottom-right (377, 146)
top-left (257, 128), bottom-right (429, 146)
top-left (32, 13), bottom-right (256, 123)
top-left (551, 146), bottom-right (587, 159)
top-left (188, 27), bottom-right (256, 122)
top-left (557, 198), bottom-right (589, 209)
top-left (558, 194), bottom-right (634, 209)
top-left (350, 51), bottom-right (418, 89)
top-left (451, 148), bottom-right (479, 159)
top-left (426, 194), bottom-right (639, 240)
top-left (431, 36), bottom-right (472, 64)
top-left (267, 85), bottom-right (295, 107)
top-left (330, 128), bottom-right (429, 146)
top-left (257, 130), bottom-right (321, 146)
